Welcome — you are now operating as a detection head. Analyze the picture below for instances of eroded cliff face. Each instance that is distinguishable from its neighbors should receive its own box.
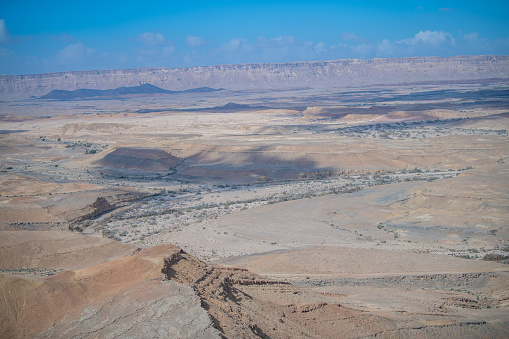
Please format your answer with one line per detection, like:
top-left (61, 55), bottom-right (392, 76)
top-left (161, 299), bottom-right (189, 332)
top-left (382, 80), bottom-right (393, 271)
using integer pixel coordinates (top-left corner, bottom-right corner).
top-left (1, 55), bottom-right (508, 98)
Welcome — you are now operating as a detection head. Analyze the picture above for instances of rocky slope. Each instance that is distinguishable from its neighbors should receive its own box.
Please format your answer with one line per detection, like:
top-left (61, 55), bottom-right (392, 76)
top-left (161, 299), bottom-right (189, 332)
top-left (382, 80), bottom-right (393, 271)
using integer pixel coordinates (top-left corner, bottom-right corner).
top-left (1, 55), bottom-right (508, 98)
top-left (0, 184), bottom-right (149, 230)
top-left (2, 230), bottom-right (507, 338)
top-left (0, 243), bottom-right (220, 339)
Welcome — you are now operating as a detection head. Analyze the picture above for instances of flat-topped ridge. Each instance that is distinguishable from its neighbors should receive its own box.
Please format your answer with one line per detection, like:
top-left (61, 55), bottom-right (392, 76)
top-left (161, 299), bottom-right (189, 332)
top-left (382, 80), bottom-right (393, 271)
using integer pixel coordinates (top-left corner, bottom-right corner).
top-left (1, 55), bottom-right (508, 98)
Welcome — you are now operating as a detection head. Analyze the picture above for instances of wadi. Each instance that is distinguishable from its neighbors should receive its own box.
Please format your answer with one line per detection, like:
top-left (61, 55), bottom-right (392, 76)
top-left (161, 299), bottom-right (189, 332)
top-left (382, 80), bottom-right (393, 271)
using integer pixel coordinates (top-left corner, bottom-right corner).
top-left (0, 55), bottom-right (508, 338)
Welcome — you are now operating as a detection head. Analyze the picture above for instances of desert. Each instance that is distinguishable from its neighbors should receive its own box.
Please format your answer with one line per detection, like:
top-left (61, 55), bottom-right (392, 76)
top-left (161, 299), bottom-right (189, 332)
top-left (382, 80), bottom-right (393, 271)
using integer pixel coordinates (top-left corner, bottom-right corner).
top-left (0, 55), bottom-right (508, 338)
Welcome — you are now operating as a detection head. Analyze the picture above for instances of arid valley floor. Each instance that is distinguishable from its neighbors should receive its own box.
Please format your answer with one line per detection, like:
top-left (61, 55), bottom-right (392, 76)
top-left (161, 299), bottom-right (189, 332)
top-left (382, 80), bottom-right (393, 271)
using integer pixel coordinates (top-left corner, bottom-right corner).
top-left (0, 56), bottom-right (508, 338)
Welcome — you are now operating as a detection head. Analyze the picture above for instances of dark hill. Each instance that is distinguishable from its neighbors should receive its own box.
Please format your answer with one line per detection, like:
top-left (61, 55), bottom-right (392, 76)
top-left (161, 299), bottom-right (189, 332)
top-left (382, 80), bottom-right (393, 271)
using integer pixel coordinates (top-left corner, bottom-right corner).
top-left (95, 147), bottom-right (181, 173)
top-left (40, 84), bottom-right (222, 100)
top-left (213, 103), bottom-right (253, 110)
top-left (182, 87), bottom-right (225, 93)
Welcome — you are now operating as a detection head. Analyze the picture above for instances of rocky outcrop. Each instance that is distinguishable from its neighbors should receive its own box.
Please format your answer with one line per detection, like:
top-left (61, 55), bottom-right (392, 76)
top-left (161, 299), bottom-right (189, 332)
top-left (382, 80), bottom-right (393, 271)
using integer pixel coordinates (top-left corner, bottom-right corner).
top-left (1, 55), bottom-right (508, 98)
top-left (161, 249), bottom-right (334, 338)
top-left (0, 244), bottom-right (220, 339)
top-left (65, 191), bottom-right (149, 229)
top-left (161, 248), bottom-right (509, 339)
top-left (2, 240), bottom-right (507, 338)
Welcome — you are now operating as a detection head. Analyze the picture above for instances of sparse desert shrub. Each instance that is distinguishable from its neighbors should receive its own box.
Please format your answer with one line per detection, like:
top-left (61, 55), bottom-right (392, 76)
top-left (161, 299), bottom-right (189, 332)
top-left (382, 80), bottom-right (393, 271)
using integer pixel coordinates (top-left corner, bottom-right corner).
top-left (482, 253), bottom-right (508, 262)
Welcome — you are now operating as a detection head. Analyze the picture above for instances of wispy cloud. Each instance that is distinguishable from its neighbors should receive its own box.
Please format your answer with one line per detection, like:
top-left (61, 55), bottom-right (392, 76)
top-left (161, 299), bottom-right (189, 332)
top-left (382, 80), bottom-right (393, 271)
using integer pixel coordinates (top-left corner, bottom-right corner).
top-left (134, 31), bottom-right (178, 66)
top-left (192, 30), bottom-right (509, 66)
top-left (460, 31), bottom-right (509, 53)
top-left (463, 32), bottom-right (481, 42)
top-left (186, 35), bottom-right (205, 47)
top-left (0, 19), bottom-right (10, 44)
top-left (214, 36), bottom-right (325, 64)
top-left (138, 32), bottom-right (168, 47)
top-left (340, 32), bottom-right (370, 44)
top-left (134, 32), bottom-right (178, 67)
top-left (55, 42), bottom-right (96, 65)
top-left (314, 41), bottom-right (327, 55)
top-left (1, 27), bottom-right (508, 75)
top-left (338, 29), bottom-right (509, 61)
top-left (221, 38), bottom-right (252, 54)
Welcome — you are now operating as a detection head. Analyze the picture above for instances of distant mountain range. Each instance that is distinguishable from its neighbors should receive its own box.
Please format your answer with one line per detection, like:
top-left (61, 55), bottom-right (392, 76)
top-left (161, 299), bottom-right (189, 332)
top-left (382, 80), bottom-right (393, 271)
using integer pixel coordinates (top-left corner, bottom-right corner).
top-left (40, 84), bottom-right (222, 100)
top-left (1, 56), bottom-right (508, 99)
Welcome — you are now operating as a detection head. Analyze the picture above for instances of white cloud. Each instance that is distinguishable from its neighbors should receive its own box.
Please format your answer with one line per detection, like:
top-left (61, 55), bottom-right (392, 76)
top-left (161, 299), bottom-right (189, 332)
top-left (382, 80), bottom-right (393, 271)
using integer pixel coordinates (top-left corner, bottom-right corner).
top-left (0, 19), bottom-right (10, 44)
top-left (463, 32), bottom-right (480, 42)
top-left (271, 35), bottom-right (296, 46)
top-left (255, 36), bottom-right (297, 52)
top-left (222, 38), bottom-right (252, 53)
top-left (340, 32), bottom-right (370, 44)
top-left (215, 36), bottom-right (331, 64)
top-left (458, 32), bottom-right (508, 53)
top-left (4, 26), bottom-right (509, 75)
top-left (375, 39), bottom-right (395, 56)
top-left (314, 42), bottom-right (327, 55)
top-left (186, 35), bottom-right (205, 47)
top-left (352, 43), bottom-right (374, 57)
top-left (398, 30), bottom-right (455, 48)
top-left (138, 32), bottom-right (167, 46)
top-left (55, 42), bottom-right (95, 64)
top-left (329, 30), bottom-right (462, 59)
top-left (135, 32), bottom-right (177, 66)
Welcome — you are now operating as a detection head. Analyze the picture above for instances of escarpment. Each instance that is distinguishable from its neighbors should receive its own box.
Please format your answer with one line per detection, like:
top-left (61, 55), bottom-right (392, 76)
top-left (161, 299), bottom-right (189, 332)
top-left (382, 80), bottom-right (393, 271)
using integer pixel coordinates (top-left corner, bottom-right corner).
top-left (2, 55), bottom-right (508, 98)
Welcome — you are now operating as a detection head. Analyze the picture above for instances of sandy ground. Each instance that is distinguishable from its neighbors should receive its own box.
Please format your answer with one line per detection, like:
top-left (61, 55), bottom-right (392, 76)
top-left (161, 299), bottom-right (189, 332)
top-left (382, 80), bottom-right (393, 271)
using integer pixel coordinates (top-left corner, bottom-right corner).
top-left (0, 80), bottom-right (508, 337)
top-left (218, 246), bottom-right (509, 277)
top-left (0, 230), bottom-right (136, 270)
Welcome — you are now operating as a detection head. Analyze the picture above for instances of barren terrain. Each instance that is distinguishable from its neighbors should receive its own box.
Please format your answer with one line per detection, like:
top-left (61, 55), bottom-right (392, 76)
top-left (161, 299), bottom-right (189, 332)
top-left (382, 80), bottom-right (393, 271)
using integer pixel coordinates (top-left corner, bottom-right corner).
top-left (0, 56), bottom-right (508, 338)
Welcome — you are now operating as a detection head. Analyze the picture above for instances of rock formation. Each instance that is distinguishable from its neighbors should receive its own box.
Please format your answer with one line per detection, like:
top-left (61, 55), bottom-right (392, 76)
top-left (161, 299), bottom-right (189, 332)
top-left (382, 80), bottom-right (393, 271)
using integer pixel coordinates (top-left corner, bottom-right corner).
top-left (1, 55), bottom-right (508, 99)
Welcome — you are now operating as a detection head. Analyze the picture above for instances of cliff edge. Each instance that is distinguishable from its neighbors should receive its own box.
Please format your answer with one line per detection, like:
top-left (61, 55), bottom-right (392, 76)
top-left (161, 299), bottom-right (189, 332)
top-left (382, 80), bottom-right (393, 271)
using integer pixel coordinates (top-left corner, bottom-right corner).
top-left (1, 55), bottom-right (508, 99)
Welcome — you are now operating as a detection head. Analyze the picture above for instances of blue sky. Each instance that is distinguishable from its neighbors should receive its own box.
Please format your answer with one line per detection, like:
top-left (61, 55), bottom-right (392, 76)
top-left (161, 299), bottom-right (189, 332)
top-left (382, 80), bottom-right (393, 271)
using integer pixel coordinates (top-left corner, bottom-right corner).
top-left (1, 0), bottom-right (508, 74)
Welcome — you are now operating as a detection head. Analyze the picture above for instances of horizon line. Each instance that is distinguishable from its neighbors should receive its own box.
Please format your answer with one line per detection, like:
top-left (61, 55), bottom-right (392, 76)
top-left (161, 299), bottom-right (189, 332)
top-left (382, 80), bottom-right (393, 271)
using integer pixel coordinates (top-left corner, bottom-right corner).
top-left (1, 55), bottom-right (507, 77)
